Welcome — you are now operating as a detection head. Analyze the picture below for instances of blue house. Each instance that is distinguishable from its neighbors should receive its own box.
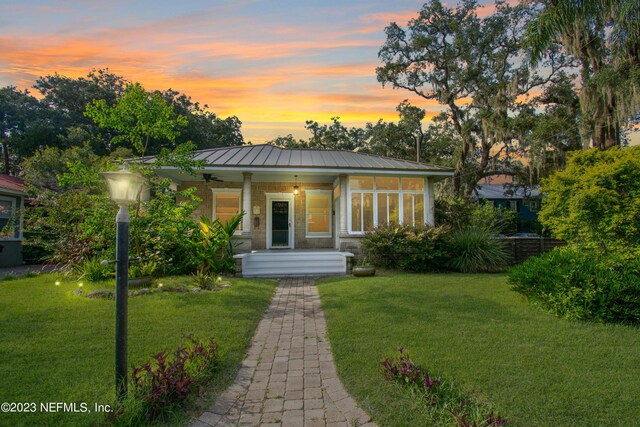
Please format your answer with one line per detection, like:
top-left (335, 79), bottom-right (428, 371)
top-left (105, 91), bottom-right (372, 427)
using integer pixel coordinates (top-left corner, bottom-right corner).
top-left (0, 175), bottom-right (25, 267)
top-left (474, 184), bottom-right (542, 234)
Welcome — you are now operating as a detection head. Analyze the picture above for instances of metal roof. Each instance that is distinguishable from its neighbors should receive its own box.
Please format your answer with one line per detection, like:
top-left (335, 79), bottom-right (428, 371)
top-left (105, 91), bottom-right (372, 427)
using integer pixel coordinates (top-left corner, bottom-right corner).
top-left (0, 175), bottom-right (25, 194)
top-left (474, 184), bottom-right (541, 200)
top-left (151, 144), bottom-right (452, 173)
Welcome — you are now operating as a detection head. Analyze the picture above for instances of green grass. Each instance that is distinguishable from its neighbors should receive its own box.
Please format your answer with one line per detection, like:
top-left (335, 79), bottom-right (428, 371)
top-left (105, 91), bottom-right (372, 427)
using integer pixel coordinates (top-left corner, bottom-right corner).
top-left (318, 273), bottom-right (640, 427)
top-left (0, 273), bottom-right (277, 426)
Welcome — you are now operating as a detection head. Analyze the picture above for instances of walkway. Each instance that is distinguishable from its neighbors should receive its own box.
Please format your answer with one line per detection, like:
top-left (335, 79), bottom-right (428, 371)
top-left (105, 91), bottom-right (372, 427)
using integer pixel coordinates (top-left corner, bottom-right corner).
top-left (0, 264), bottom-right (56, 278)
top-left (192, 277), bottom-right (375, 427)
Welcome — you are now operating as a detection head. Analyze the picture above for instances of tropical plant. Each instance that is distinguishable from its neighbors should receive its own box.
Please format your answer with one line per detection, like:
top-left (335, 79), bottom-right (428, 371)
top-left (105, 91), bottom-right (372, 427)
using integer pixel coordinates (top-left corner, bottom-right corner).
top-left (447, 227), bottom-right (509, 273)
top-left (192, 212), bottom-right (245, 275)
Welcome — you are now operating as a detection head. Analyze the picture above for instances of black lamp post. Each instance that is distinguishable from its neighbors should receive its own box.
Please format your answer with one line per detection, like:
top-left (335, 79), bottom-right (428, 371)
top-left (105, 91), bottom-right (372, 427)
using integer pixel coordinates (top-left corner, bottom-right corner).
top-left (101, 167), bottom-right (145, 401)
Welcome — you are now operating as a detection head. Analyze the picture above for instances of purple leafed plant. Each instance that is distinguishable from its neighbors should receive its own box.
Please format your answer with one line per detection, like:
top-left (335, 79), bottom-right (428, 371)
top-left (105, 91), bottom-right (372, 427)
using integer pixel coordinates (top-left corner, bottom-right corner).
top-left (381, 347), bottom-right (506, 427)
top-left (129, 335), bottom-right (219, 421)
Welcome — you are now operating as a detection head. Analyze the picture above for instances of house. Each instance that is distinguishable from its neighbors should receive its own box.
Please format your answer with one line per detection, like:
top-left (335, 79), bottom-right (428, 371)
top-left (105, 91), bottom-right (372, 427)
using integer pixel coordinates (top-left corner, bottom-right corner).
top-left (0, 175), bottom-right (25, 267)
top-left (474, 183), bottom-right (542, 233)
top-left (154, 144), bottom-right (453, 276)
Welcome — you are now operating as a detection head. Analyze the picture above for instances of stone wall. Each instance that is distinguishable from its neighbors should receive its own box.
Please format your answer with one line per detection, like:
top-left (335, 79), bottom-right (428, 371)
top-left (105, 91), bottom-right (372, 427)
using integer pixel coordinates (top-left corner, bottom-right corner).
top-left (339, 235), bottom-right (365, 260)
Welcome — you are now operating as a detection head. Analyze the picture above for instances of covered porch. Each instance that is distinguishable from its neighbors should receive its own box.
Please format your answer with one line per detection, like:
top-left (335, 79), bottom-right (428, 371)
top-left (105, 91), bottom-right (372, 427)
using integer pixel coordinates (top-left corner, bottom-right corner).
top-left (154, 144), bottom-right (453, 277)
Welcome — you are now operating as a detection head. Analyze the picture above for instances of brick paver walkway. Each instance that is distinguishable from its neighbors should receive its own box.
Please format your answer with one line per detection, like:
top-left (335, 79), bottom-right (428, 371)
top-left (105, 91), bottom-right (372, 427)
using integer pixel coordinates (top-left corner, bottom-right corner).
top-left (192, 277), bottom-right (376, 427)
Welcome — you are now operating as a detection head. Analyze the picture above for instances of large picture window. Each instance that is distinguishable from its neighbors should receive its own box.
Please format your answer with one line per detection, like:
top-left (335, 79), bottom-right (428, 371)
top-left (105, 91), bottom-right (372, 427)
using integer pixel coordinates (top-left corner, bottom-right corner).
top-left (306, 190), bottom-right (332, 237)
top-left (348, 176), bottom-right (426, 233)
top-left (212, 189), bottom-right (242, 230)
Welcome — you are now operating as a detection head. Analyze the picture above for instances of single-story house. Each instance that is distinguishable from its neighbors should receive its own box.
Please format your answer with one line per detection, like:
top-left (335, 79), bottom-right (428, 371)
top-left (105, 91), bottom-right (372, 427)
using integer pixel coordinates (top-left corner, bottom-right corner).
top-left (154, 144), bottom-right (453, 276)
top-left (0, 175), bottom-right (25, 268)
top-left (473, 183), bottom-right (542, 233)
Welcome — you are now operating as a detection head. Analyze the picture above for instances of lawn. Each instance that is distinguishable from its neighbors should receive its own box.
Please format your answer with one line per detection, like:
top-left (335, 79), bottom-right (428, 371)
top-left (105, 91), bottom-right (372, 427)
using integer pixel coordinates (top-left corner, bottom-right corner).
top-left (318, 273), bottom-right (640, 427)
top-left (0, 273), bottom-right (277, 426)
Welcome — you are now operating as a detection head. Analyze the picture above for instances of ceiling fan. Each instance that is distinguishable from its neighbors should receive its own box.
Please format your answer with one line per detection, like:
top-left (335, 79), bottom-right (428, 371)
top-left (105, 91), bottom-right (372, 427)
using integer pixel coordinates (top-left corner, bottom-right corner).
top-left (202, 173), bottom-right (224, 183)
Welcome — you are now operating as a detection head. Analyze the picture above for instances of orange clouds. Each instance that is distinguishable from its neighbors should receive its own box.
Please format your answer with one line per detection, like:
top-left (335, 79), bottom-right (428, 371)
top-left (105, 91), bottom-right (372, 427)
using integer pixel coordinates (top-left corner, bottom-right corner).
top-left (0, 1), bottom-right (446, 144)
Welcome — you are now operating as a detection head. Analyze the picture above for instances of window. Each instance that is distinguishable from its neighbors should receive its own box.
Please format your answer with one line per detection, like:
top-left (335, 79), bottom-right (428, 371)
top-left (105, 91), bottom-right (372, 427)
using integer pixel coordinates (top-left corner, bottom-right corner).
top-left (306, 190), bottom-right (332, 237)
top-left (523, 199), bottom-right (540, 212)
top-left (212, 189), bottom-right (242, 229)
top-left (348, 176), bottom-right (426, 233)
top-left (509, 200), bottom-right (518, 212)
top-left (0, 197), bottom-right (17, 239)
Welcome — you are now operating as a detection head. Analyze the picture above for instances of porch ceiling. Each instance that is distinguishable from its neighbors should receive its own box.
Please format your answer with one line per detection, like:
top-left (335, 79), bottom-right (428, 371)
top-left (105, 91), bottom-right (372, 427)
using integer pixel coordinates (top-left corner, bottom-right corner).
top-left (157, 169), bottom-right (338, 184)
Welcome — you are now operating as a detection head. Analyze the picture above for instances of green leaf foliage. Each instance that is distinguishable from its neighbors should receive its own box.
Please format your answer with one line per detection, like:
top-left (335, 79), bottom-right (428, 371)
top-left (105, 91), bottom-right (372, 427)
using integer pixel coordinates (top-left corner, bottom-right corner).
top-left (539, 146), bottom-right (640, 251)
top-left (446, 227), bottom-right (509, 273)
top-left (85, 83), bottom-right (187, 157)
top-left (362, 224), bottom-right (451, 272)
top-left (509, 247), bottom-right (640, 324)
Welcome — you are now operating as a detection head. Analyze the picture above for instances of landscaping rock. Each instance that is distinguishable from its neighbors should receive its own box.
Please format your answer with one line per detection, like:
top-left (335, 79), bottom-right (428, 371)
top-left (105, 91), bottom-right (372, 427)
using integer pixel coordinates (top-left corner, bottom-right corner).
top-left (72, 289), bottom-right (84, 296)
top-left (86, 290), bottom-right (114, 299)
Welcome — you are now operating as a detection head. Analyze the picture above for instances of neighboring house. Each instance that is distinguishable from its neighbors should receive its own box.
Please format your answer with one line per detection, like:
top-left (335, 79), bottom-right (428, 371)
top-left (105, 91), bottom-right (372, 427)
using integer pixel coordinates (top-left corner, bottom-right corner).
top-left (473, 183), bottom-right (542, 233)
top-left (0, 175), bottom-right (25, 268)
top-left (153, 144), bottom-right (453, 277)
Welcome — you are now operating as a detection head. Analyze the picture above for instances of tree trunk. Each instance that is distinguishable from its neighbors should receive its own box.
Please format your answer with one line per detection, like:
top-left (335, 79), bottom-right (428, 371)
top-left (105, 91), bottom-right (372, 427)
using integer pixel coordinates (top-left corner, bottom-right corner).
top-left (1, 141), bottom-right (9, 175)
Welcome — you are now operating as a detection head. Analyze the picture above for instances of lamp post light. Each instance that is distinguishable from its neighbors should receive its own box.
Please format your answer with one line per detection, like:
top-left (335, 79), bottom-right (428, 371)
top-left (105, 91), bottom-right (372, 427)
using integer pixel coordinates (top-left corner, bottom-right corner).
top-left (101, 166), bottom-right (145, 401)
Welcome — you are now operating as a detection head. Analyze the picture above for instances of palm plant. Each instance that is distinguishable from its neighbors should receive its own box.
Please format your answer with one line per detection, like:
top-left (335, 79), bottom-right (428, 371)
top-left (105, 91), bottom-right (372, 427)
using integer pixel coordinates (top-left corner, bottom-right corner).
top-left (525, 0), bottom-right (640, 150)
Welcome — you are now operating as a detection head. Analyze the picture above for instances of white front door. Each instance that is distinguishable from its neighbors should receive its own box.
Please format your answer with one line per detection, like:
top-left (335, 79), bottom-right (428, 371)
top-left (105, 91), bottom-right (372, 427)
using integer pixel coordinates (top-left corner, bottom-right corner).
top-left (266, 193), bottom-right (295, 249)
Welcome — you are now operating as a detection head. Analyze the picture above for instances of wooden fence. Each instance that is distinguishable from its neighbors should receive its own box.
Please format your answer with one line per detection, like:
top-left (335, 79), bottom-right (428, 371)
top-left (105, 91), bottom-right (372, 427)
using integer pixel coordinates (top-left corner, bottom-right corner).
top-left (497, 237), bottom-right (566, 265)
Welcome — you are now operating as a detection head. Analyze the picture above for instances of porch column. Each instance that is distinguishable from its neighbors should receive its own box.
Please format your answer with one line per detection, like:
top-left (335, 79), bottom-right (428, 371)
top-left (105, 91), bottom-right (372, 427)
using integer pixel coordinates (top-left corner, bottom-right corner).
top-left (339, 174), bottom-right (348, 235)
top-left (426, 177), bottom-right (435, 226)
top-left (242, 172), bottom-right (252, 235)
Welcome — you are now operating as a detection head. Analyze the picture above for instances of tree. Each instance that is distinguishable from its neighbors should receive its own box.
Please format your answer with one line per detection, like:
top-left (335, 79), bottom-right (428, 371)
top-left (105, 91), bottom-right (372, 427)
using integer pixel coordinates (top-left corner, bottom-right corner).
top-left (377, 0), bottom-right (567, 195)
top-left (538, 146), bottom-right (640, 252)
top-left (368, 100), bottom-right (428, 162)
top-left (525, 0), bottom-right (640, 150)
top-left (85, 83), bottom-right (188, 158)
top-left (0, 87), bottom-right (47, 174)
top-left (156, 88), bottom-right (244, 149)
top-left (511, 72), bottom-right (582, 183)
top-left (268, 117), bottom-right (367, 151)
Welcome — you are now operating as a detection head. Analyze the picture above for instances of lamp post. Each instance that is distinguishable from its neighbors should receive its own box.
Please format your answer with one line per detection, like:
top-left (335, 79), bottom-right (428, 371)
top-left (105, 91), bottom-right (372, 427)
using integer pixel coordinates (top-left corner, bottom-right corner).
top-left (101, 167), bottom-right (145, 401)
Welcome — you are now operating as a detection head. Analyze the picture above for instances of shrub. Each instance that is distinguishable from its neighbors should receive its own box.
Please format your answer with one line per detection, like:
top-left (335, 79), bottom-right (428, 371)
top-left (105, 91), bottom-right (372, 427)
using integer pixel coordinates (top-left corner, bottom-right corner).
top-left (381, 348), bottom-right (505, 426)
top-left (79, 257), bottom-right (112, 281)
top-left (509, 247), bottom-right (640, 324)
top-left (117, 336), bottom-right (220, 422)
top-left (447, 227), bottom-right (509, 273)
top-left (435, 195), bottom-right (517, 234)
top-left (362, 224), bottom-right (450, 272)
top-left (539, 146), bottom-right (640, 251)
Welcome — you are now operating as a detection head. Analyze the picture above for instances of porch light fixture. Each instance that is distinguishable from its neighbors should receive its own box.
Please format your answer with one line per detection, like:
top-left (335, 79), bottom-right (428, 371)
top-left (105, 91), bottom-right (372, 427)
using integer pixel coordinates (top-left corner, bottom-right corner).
top-left (101, 165), bottom-right (146, 402)
top-left (293, 175), bottom-right (299, 195)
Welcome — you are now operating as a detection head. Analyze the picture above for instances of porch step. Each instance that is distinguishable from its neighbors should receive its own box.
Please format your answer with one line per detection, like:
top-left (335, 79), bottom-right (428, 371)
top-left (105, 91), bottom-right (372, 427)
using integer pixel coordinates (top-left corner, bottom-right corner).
top-left (235, 251), bottom-right (353, 277)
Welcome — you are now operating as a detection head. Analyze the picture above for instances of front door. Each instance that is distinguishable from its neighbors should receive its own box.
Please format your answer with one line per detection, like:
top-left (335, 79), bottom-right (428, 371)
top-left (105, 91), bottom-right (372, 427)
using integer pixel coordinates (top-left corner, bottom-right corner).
top-left (266, 193), bottom-right (294, 249)
top-left (271, 201), bottom-right (289, 247)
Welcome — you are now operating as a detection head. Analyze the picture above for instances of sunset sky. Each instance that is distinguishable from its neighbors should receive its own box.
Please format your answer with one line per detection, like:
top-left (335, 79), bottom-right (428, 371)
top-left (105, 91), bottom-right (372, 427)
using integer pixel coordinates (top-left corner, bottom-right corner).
top-left (0, 0), bottom-right (510, 143)
top-left (3, 0), bottom-right (607, 146)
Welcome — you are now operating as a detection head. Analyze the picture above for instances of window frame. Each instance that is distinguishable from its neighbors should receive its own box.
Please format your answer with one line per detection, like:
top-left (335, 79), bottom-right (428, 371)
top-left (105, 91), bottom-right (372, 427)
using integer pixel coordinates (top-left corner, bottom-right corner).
top-left (347, 176), bottom-right (427, 234)
top-left (0, 195), bottom-right (19, 241)
top-left (211, 188), bottom-right (242, 233)
top-left (305, 189), bottom-right (332, 238)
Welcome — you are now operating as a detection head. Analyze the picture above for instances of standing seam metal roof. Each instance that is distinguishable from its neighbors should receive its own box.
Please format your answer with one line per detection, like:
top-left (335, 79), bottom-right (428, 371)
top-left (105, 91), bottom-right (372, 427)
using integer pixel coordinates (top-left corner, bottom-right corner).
top-left (162, 144), bottom-right (451, 172)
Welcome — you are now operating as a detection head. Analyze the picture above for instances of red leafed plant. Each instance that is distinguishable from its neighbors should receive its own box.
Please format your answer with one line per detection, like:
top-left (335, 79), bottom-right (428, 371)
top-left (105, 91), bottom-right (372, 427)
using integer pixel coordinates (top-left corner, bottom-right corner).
top-left (381, 347), bottom-right (505, 427)
top-left (130, 336), bottom-right (219, 420)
